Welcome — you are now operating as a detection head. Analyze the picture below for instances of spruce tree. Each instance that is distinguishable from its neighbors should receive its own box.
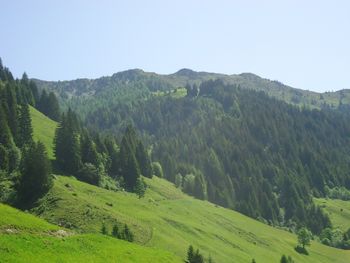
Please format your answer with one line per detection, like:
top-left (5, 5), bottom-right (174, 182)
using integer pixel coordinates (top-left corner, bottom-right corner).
top-left (0, 105), bottom-right (13, 147)
top-left (112, 224), bottom-right (120, 238)
top-left (18, 142), bottom-right (52, 205)
top-left (81, 131), bottom-right (99, 166)
top-left (54, 113), bottom-right (82, 175)
top-left (135, 141), bottom-right (153, 178)
top-left (18, 103), bottom-right (33, 148)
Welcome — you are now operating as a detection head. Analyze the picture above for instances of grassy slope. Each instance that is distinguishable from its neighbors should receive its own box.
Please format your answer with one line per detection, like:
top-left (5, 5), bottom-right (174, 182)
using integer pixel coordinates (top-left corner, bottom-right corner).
top-left (0, 204), bottom-right (181, 263)
top-left (30, 106), bottom-right (57, 159)
top-left (315, 198), bottom-right (350, 232)
top-left (32, 176), bottom-right (350, 263)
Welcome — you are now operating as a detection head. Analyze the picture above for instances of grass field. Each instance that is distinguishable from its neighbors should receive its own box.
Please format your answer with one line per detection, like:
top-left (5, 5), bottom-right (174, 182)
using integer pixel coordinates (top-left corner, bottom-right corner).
top-left (30, 176), bottom-right (350, 263)
top-left (0, 204), bottom-right (181, 263)
top-left (315, 198), bottom-right (350, 232)
top-left (30, 106), bottom-right (58, 159)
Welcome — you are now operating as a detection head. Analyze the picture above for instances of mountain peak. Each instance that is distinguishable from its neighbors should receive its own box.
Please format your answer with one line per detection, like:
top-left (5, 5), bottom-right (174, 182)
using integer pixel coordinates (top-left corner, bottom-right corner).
top-left (174, 68), bottom-right (197, 77)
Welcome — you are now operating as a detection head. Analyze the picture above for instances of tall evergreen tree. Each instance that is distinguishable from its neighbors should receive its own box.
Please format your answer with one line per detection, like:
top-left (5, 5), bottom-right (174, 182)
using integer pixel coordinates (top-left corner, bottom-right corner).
top-left (0, 105), bottom-right (13, 147)
top-left (135, 141), bottom-right (153, 178)
top-left (18, 142), bottom-right (52, 205)
top-left (18, 104), bottom-right (33, 148)
top-left (81, 130), bottom-right (99, 166)
top-left (54, 112), bottom-right (82, 174)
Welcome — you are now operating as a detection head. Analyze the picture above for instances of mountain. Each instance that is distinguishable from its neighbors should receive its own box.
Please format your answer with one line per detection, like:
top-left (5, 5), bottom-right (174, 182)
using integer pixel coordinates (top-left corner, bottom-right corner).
top-left (34, 68), bottom-right (350, 117)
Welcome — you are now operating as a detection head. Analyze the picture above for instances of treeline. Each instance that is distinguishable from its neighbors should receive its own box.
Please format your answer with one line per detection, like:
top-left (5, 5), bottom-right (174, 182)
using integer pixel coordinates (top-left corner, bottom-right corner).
top-left (0, 58), bottom-right (54, 205)
top-left (82, 79), bottom-right (350, 235)
top-left (54, 108), bottom-right (153, 194)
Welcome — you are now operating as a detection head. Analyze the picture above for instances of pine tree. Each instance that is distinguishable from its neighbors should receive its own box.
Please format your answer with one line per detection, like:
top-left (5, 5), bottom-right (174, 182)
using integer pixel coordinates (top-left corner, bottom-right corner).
top-left (187, 245), bottom-right (194, 263)
top-left (47, 92), bottom-right (60, 121)
top-left (134, 177), bottom-right (146, 198)
top-left (5, 83), bottom-right (18, 142)
top-left (54, 112), bottom-right (82, 175)
top-left (101, 223), bottom-right (108, 235)
top-left (18, 104), bottom-right (33, 148)
top-left (81, 131), bottom-right (99, 166)
top-left (119, 128), bottom-right (140, 190)
top-left (18, 142), bottom-right (52, 205)
top-left (135, 141), bottom-right (153, 178)
top-left (112, 224), bottom-right (120, 238)
top-left (123, 224), bottom-right (133, 242)
top-left (0, 105), bottom-right (14, 147)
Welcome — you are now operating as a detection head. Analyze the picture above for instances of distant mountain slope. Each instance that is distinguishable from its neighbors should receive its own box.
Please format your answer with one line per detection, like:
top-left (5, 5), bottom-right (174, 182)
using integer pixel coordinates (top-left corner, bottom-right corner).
top-left (30, 175), bottom-right (350, 263)
top-left (34, 68), bottom-right (350, 118)
top-left (0, 203), bottom-right (181, 263)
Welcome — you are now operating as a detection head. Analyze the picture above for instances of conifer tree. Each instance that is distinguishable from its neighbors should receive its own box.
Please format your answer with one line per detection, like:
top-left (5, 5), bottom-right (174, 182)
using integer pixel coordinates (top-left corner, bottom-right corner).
top-left (18, 141), bottom-right (52, 205)
top-left (112, 224), bottom-right (120, 238)
top-left (0, 105), bottom-right (13, 147)
top-left (54, 112), bottom-right (82, 175)
top-left (18, 103), bottom-right (33, 148)
top-left (81, 130), bottom-right (99, 166)
top-left (5, 83), bottom-right (18, 141)
top-left (135, 141), bottom-right (153, 178)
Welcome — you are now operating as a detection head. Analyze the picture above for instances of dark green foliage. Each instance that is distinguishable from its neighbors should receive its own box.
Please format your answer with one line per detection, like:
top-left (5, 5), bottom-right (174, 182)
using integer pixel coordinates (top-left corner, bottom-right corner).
top-left (297, 227), bottom-right (312, 249)
top-left (17, 142), bottom-right (52, 205)
top-left (325, 186), bottom-right (350, 201)
top-left (80, 130), bottom-right (100, 167)
top-left (119, 126), bottom-right (149, 191)
top-left (38, 90), bottom-right (60, 121)
top-left (186, 245), bottom-right (204, 263)
top-left (123, 224), bottom-right (134, 242)
top-left (135, 141), bottom-right (153, 178)
top-left (152, 162), bottom-right (163, 178)
top-left (75, 79), bottom-right (350, 232)
top-left (18, 104), bottom-right (33, 148)
top-left (280, 255), bottom-right (294, 263)
top-left (320, 227), bottom-right (350, 249)
top-left (77, 163), bottom-right (100, 186)
top-left (4, 83), bottom-right (18, 141)
top-left (0, 106), bottom-right (13, 147)
top-left (101, 223), bottom-right (108, 235)
top-left (0, 145), bottom-right (9, 171)
top-left (54, 110), bottom-right (82, 175)
top-left (134, 177), bottom-right (146, 198)
top-left (112, 224), bottom-right (120, 238)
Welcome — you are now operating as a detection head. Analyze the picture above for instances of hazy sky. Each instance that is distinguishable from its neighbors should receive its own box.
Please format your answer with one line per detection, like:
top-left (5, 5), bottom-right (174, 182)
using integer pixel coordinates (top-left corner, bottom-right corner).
top-left (1, 0), bottom-right (349, 92)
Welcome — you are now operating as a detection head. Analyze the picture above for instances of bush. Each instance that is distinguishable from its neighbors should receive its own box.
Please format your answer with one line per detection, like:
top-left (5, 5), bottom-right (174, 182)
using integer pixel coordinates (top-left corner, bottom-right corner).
top-left (152, 162), bottom-right (163, 178)
top-left (77, 163), bottom-right (100, 185)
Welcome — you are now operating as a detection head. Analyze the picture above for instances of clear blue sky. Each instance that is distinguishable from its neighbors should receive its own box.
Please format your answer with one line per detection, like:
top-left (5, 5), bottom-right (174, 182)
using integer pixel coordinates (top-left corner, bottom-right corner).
top-left (1, 0), bottom-right (349, 92)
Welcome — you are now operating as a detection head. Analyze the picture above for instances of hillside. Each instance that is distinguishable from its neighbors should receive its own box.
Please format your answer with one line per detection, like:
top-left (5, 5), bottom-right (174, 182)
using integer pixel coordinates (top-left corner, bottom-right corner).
top-left (34, 69), bottom-right (350, 118)
top-left (30, 106), bottom-right (57, 159)
top-left (0, 204), bottom-right (181, 263)
top-left (30, 175), bottom-right (350, 263)
top-left (315, 198), bottom-right (350, 232)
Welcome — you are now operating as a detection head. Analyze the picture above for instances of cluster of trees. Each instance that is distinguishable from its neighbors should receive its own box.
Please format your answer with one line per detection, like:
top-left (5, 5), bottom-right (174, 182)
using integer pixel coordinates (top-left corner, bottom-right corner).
top-left (320, 227), bottom-right (350, 249)
top-left (186, 245), bottom-right (206, 263)
top-left (101, 223), bottom-right (134, 242)
top-left (0, 59), bottom-right (52, 206)
top-left (54, 109), bottom-right (153, 194)
top-left (78, 79), bottom-right (350, 236)
top-left (325, 186), bottom-right (350, 201)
